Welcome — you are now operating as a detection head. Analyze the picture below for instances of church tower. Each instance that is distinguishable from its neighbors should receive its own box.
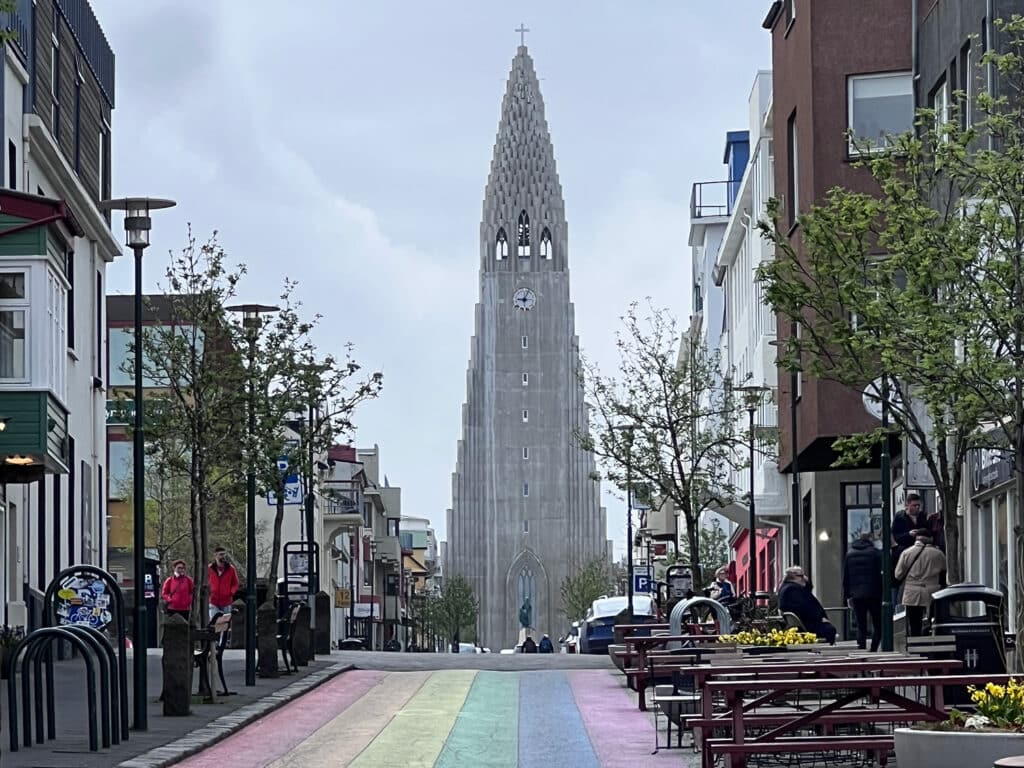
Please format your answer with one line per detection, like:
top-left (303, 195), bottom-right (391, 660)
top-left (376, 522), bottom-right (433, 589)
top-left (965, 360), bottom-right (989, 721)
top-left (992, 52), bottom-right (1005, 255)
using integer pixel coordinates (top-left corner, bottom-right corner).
top-left (447, 42), bottom-right (607, 648)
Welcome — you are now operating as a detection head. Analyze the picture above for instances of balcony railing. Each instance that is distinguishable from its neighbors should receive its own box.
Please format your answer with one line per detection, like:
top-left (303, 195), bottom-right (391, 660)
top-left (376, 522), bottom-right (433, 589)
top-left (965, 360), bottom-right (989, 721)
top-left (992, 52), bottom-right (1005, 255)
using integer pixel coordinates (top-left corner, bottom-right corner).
top-left (691, 180), bottom-right (738, 220)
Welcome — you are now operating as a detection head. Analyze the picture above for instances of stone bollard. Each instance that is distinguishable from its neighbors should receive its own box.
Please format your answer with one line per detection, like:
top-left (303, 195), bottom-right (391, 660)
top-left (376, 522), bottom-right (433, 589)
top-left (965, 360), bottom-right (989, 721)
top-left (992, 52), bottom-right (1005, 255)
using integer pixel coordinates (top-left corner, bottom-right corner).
top-left (257, 601), bottom-right (279, 678)
top-left (292, 604), bottom-right (312, 666)
top-left (230, 598), bottom-right (246, 649)
top-left (315, 591), bottom-right (331, 655)
top-left (161, 614), bottom-right (191, 716)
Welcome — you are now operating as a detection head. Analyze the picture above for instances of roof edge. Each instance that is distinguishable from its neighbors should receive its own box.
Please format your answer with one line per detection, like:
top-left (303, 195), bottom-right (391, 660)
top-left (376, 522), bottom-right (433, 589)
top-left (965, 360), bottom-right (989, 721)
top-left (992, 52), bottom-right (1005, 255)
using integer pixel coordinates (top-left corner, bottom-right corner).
top-left (762, 0), bottom-right (783, 30)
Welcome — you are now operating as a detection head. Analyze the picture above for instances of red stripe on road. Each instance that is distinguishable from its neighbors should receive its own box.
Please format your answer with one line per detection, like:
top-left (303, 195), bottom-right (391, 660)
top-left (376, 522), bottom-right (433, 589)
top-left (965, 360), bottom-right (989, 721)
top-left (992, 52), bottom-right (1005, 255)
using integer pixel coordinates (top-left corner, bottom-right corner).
top-left (177, 670), bottom-right (385, 768)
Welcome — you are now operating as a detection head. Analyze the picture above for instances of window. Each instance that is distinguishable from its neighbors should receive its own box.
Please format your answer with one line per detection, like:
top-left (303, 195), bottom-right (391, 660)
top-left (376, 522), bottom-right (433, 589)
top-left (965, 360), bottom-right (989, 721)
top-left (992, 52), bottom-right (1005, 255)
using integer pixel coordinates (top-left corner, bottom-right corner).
top-left (785, 0), bottom-right (796, 25)
top-left (842, 482), bottom-right (883, 552)
top-left (523, 482), bottom-right (529, 497)
top-left (930, 76), bottom-right (951, 140)
top-left (522, 372), bottom-right (529, 386)
top-left (786, 110), bottom-right (799, 227)
top-left (7, 140), bottom-right (15, 190)
top-left (847, 72), bottom-right (914, 153)
top-left (0, 272), bottom-right (27, 379)
top-left (539, 228), bottom-right (552, 259)
top-left (522, 447), bottom-right (529, 460)
top-left (67, 438), bottom-right (75, 566)
top-left (961, 42), bottom-right (973, 128)
top-left (387, 517), bottom-right (400, 537)
top-left (521, 335), bottom-right (528, 349)
top-left (795, 322), bottom-right (803, 399)
top-left (95, 270), bottom-right (103, 380)
top-left (517, 210), bottom-right (530, 257)
top-left (522, 409), bottom-right (529, 423)
top-left (50, 32), bottom-right (60, 140)
top-left (523, 519), bottom-right (529, 533)
top-left (495, 228), bottom-right (508, 260)
top-left (81, 460), bottom-right (93, 564)
top-left (66, 251), bottom-right (74, 350)
top-left (98, 125), bottom-right (110, 207)
top-left (46, 268), bottom-right (67, 396)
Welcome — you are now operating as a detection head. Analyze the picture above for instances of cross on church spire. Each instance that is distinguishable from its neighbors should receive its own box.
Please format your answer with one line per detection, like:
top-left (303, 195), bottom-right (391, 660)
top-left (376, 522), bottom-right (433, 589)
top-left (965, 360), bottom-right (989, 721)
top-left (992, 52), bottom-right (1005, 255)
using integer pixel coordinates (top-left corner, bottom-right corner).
top-left (516, 23), bottom-right (530, 46)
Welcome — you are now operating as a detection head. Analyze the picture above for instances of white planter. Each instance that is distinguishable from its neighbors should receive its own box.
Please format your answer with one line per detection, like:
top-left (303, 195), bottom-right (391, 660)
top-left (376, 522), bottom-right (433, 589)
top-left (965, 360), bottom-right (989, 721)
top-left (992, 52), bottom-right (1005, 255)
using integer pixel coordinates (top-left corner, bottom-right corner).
top-left (894, 727), bottom-right (1024, 768)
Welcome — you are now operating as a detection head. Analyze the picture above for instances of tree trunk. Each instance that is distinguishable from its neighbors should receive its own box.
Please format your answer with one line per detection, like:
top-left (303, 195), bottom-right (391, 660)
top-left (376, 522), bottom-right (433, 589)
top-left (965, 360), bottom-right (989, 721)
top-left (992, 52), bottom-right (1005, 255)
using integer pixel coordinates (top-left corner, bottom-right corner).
top-left (266, 483), bottom-right (286, 602)
top-left (189, 445), bottom-right (201, 623)
top-left (684, 514), bottom-right (701, 584)
top-left (941, 488), bottom-right (963, 584)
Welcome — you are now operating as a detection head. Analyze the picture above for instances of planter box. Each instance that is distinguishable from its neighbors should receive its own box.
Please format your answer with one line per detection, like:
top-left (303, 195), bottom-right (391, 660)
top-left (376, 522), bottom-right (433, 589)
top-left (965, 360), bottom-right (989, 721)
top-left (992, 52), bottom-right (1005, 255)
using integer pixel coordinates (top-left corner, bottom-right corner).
top-left (895, 727), bottom-right (1024, 768)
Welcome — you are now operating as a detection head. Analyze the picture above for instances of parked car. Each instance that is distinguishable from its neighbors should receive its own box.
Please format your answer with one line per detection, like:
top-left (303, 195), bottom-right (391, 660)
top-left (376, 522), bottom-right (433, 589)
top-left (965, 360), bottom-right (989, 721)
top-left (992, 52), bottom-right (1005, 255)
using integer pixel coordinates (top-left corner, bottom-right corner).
top-left (578, 595), bottom-right (657, 655)
top-left (457, 642), bottom-right (477, 654)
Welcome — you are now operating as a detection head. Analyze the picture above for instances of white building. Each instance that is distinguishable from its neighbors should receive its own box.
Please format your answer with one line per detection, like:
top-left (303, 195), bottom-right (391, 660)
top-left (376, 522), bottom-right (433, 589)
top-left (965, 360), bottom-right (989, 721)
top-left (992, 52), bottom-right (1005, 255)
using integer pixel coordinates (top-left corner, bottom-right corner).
top-left (0, 1), bottom-right (118, 628)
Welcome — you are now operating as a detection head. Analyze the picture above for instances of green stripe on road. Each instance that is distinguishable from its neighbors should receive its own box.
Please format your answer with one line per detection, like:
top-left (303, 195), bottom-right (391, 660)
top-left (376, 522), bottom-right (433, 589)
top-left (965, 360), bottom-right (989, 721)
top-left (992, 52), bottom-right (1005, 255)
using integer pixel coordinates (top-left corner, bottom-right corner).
top-left (349, 670), bottom-right (476, 768)
top-left (435, 671), bottom-right (519, 768)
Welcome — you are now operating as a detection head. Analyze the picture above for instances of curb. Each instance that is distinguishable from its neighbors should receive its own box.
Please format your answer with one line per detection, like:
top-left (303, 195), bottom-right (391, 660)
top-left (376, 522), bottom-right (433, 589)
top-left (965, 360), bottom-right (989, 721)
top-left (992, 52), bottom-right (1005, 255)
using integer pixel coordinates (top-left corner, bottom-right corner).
top-left (117, 662), bottom-right (356, 768)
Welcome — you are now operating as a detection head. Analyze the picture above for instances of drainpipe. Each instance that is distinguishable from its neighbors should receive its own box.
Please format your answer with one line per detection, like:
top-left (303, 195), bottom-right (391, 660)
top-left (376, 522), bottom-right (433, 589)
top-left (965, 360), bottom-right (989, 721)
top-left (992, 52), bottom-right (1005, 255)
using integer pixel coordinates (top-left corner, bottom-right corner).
top-left (911, 0), bottom-right (919, 100)
top-left (987, 0), bottom-right (995, 150)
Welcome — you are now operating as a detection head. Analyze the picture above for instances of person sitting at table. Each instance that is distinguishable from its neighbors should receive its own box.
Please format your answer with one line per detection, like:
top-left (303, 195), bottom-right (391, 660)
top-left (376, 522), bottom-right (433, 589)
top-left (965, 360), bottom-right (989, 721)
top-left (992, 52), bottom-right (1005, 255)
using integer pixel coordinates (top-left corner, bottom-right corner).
top-left (708, 566), bottom-right (735, 604)
top-left (777, 566), bottom-right (837, 644)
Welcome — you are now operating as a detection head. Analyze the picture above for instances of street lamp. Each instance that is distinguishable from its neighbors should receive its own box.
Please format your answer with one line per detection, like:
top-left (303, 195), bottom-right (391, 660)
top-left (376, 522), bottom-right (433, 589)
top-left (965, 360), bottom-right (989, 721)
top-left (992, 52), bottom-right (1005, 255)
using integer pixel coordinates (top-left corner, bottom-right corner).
top-left (738, 383), bottom-right (770, 598)
top-left (226, 303), bottom-right (279, 686)
top-left (611, 423), bottom-right (638, 618)
top-left (370, 538), bottom-right (378, 649)
top-left (99, 196), bottom-right (176, 732)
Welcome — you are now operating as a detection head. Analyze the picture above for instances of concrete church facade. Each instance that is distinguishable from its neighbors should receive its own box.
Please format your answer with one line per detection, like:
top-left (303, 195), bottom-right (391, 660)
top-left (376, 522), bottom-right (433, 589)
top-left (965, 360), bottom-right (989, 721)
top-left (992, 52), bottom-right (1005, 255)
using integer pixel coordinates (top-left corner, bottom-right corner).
top-left (447, 44), bottom-right (607, 649)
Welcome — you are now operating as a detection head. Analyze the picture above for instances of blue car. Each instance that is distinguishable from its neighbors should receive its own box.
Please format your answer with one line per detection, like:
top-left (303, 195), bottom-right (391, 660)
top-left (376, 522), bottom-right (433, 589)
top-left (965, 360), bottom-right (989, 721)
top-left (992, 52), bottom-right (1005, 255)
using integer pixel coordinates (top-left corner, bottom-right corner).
top-left (578, 595), bottom-right (657, 655)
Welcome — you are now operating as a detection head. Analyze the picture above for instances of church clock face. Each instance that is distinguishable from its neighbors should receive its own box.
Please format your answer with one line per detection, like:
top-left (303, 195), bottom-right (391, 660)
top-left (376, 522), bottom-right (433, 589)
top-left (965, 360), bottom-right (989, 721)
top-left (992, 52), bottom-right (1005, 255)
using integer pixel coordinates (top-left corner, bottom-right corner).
top-left (513, 288), bottom-right (536, 311)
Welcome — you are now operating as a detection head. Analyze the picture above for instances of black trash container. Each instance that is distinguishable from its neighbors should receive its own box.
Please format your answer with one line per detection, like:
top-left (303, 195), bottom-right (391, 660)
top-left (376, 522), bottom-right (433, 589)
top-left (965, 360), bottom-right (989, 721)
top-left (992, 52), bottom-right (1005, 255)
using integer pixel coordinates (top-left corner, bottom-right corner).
top-left (930, 583), bottom-right (1007, 706)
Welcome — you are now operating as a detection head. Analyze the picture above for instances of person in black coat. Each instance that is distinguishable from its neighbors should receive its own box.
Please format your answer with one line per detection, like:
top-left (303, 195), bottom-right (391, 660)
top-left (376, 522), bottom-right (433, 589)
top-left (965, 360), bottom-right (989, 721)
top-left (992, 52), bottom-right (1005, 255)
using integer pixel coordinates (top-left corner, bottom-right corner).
top-left (843, 532), bottom-right (883, 651)
top-left (778, 566), bottom-right (837, 644)
top-left (538, 634), bottom-right (554, 653)
top-left (521, 636), bottom-right (538, 653)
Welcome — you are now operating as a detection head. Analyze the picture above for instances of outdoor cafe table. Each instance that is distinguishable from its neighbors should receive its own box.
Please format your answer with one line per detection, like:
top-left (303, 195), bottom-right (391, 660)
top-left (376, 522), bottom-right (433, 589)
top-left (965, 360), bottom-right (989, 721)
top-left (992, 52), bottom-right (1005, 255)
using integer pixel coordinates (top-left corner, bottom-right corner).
top-left (623, 633), bottom-right (724, 674)
top-left (700, 672), bottom-right (1013, 768)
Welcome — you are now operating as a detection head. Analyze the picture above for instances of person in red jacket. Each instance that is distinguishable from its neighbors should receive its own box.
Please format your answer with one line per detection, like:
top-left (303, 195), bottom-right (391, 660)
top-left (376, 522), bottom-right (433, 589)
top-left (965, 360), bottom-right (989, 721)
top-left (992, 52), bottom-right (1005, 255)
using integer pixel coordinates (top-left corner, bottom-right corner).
top-left (161, 560), bottom-right (194, 620)
top-left (208, 546), bottom-right (240, 621)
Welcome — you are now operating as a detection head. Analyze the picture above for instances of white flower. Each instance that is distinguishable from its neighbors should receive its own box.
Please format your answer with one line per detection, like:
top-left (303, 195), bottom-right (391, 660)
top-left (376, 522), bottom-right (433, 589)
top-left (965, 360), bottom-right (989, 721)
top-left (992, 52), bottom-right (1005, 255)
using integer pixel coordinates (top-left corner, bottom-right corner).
top-left (964, 715), bottom-right (991, 730)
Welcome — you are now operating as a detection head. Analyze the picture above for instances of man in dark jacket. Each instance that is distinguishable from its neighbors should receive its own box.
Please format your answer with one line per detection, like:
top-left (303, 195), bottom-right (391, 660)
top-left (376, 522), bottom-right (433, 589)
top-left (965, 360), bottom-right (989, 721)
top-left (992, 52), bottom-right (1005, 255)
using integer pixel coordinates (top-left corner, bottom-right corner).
top-left (843, 532), bottom-right (883, 651)
top-left (778, 566), bottom-right (836, 644)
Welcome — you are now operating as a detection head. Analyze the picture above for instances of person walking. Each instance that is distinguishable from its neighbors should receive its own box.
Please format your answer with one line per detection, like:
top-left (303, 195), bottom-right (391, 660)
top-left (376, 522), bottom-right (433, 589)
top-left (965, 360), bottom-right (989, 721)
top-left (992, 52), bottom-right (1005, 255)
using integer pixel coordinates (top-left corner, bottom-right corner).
top-left (778, 566), bottom-right (837, 644)
top-left (895, 532), bottom-right (946, 637)
top-left (843, 531), bottom-right (883, 651)
top-left (161, 560), bottom-right (194, 621)
top-left (208, 546), bottom-right (240, 622)
top-left (538, 634), bottom-right (554, 653)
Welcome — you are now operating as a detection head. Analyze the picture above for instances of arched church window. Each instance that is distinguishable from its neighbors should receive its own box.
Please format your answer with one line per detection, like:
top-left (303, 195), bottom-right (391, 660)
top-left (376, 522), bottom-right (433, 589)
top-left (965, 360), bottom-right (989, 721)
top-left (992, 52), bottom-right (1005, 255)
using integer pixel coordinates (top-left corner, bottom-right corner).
top-left (495, 228), bottom-right (509, 260)
top-left (517, 210), bottom-right (531, 257)
top-left (540, 228), bottom-right (552, 259)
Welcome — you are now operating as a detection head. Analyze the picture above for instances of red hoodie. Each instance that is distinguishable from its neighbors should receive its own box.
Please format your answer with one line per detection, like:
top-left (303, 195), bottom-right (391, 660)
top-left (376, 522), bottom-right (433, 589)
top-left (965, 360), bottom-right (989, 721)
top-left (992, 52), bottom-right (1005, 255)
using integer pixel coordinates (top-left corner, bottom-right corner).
top-left (208, 563), bottom-right (240, 608)
top-left (161, 574), bottom-right (194, 612)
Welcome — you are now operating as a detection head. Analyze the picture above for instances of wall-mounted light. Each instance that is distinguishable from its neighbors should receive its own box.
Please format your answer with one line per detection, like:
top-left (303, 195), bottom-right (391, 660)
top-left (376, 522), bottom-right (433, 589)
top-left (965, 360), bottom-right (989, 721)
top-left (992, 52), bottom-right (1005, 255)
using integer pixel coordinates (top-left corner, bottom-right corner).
top-left (0, 416), bottom-right (9, 432)
top-left (818, 530), bottom-right (830, 542)
top-left (5, 455), bottom-right (34, 466)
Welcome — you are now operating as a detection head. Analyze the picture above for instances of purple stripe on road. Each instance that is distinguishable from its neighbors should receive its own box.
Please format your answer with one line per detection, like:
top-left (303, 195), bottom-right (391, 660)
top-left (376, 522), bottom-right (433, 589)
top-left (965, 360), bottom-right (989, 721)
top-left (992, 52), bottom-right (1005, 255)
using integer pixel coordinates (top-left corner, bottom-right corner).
top-left (568, 670), bottom-right (680, 767)
top-left (177, 669), bottom-right (386, 768)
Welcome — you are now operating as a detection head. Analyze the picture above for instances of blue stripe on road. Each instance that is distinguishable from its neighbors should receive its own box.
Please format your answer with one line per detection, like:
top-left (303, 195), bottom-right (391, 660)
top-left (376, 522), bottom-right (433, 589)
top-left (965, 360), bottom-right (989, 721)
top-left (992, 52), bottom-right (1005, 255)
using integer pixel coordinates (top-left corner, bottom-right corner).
top-left (518, 671), bottom-right (599, 768)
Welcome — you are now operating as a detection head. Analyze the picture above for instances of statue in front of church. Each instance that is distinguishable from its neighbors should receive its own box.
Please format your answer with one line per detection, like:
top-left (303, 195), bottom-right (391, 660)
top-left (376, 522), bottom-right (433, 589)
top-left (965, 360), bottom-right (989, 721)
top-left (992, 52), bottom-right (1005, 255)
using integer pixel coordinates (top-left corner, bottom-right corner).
top-left (519, 597), bottom-right (532, 629)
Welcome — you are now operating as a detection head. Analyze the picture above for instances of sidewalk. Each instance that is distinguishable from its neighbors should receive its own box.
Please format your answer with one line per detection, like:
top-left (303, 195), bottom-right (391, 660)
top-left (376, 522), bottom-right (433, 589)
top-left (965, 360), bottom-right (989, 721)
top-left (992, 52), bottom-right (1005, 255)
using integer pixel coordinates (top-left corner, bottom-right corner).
top-left (0, 648), bottom-right (353, 768)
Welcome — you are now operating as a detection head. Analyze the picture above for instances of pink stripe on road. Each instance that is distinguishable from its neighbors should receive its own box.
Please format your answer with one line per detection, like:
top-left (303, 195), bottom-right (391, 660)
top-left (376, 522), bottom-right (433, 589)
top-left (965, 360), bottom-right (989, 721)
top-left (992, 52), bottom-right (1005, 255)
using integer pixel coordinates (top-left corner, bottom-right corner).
top-left (568, 670), bottom-right (680, 767)
top-left (177, 670), bottom-right (386, 768)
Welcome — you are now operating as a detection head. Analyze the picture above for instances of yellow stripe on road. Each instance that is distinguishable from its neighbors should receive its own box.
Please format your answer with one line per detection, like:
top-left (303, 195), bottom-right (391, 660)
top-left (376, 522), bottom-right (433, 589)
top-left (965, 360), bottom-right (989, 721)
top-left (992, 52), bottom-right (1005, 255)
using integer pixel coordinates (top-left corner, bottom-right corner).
top-left (266, 671), bottom-right (430, 768)
top-left (349, 670), bottom-right (477, 768)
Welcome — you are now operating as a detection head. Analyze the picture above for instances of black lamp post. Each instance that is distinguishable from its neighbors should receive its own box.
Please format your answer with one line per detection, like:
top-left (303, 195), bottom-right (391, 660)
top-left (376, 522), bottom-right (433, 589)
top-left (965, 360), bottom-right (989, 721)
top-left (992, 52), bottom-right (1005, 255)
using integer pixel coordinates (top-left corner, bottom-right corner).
top-left (611, 423), bottom-right (638, 618)
top-left (99, 196), bottom-right (176, 732)
top-left (225, 303), bottom-right (279, 686)
top-left (370, 538), bottom-right (378, 649)
top-left (738, 383), bottom-right (770, 598)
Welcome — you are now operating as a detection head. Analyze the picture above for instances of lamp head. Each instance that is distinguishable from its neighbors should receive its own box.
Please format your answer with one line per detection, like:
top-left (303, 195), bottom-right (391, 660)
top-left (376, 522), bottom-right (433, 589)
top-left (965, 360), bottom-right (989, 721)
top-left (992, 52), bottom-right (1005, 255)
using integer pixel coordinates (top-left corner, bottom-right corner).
top-left (226, 303), bottom-right (281, 330)
top-left (99, 197), bottom-right (176, 248)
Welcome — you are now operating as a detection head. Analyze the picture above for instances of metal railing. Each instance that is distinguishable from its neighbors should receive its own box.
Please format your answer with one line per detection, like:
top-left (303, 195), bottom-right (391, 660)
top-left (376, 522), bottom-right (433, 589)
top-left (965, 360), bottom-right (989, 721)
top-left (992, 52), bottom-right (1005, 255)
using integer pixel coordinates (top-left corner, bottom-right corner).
top-left (690, 180), bottom-right (738, 220)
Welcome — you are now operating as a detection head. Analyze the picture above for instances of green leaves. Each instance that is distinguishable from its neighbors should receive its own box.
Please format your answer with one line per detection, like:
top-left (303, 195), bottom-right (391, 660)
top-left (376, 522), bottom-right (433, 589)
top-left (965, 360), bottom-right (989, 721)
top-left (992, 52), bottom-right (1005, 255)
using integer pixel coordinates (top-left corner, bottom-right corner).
top-left (427, 574), bottom-right (479, 641)
top-left (560, 557), bottom-right (613, 620)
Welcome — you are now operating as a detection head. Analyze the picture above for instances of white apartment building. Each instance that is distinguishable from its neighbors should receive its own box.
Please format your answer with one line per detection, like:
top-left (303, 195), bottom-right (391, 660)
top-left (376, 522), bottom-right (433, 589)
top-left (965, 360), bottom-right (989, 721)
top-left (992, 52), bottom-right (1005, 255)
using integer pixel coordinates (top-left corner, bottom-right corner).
top-left (0, 1), bottom-right (118, 628)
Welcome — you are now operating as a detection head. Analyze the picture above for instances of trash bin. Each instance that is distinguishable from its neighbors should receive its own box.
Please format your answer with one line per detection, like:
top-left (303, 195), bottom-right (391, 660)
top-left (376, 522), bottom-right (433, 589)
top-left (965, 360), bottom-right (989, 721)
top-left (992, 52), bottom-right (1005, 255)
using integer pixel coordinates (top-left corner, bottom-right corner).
top-left (930, 583), bottom-right (1007, 706)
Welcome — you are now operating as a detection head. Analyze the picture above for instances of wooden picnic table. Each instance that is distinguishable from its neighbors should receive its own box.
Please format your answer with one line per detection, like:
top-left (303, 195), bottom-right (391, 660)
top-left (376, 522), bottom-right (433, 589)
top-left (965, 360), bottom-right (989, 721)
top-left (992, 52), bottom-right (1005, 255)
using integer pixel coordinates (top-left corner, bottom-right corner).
top-left (701, 672), bottom-right (1013, 768)
top-left (622, 633), bottom-right (724, 674)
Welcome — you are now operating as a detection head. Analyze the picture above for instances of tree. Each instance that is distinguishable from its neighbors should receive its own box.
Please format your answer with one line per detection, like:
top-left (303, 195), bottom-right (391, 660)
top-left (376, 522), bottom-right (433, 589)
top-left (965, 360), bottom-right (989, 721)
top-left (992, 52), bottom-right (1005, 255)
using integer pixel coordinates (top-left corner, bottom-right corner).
top-left (755, 18), bottom-right (1024, 587)
top-left (428, 574), bottom-right (479, 651)
top-left (698, 519), bottom-right (730, 590)
top-left (579, 302), bottom-right (753, 582)
top-left (560, 557), bottom-right (613, 621)
top-left (138, 229), bottom-right (247, 619)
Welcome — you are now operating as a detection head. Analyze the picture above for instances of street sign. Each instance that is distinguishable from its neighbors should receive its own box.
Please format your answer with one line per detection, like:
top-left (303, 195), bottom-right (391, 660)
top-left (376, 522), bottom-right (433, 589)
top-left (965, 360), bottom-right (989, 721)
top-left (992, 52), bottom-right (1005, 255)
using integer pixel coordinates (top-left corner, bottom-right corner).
top-left (267, 475), bottom-right (303, 506)
top-left (276, 456), bottom-right (289, 472)
top-left (862, 376), bottom-right (904, 421)
top-left (633, 566), bottom-right (654, 594)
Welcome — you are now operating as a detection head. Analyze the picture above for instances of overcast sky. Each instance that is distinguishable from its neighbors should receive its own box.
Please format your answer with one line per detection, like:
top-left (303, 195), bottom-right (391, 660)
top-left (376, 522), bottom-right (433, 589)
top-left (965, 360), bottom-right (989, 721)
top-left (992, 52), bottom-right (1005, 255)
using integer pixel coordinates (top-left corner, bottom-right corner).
top-left (90, 1), bottom-right (770, 555)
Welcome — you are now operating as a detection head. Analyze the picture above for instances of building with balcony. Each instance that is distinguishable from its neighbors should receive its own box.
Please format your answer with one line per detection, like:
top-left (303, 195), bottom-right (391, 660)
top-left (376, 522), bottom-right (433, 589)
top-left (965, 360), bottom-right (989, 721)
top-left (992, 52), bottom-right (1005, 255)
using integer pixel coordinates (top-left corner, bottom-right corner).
top-left (0, 0), bottom-right (117, 628)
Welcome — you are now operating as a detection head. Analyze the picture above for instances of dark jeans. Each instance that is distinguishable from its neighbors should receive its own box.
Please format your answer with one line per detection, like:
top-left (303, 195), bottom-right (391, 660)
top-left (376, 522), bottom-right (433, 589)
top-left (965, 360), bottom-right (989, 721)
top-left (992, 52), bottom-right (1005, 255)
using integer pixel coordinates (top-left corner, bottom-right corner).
top-left (812, 620), bottom-right (837, 645)
top-left (905, 605), bottom-right (927, 637)
top-left (851, 597), bottom-right (882, 651)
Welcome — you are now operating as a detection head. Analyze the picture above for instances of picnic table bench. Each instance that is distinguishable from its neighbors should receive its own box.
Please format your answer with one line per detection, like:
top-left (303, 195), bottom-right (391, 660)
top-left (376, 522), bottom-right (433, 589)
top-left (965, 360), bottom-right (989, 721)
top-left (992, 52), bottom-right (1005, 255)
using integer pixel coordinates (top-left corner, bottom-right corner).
top-left (702, 673), bottom-right (1014, 768)
top-left (276, 603), bottom-right (302, 673)
top-left (193, 612), bottom-right (233, 697)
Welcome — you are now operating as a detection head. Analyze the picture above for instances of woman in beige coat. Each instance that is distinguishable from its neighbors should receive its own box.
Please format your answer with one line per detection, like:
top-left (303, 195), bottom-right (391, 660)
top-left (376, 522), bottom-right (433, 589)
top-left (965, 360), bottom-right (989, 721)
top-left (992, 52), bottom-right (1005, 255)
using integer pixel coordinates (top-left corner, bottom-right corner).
top-left (894, 533), bottom-right (947, 637)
